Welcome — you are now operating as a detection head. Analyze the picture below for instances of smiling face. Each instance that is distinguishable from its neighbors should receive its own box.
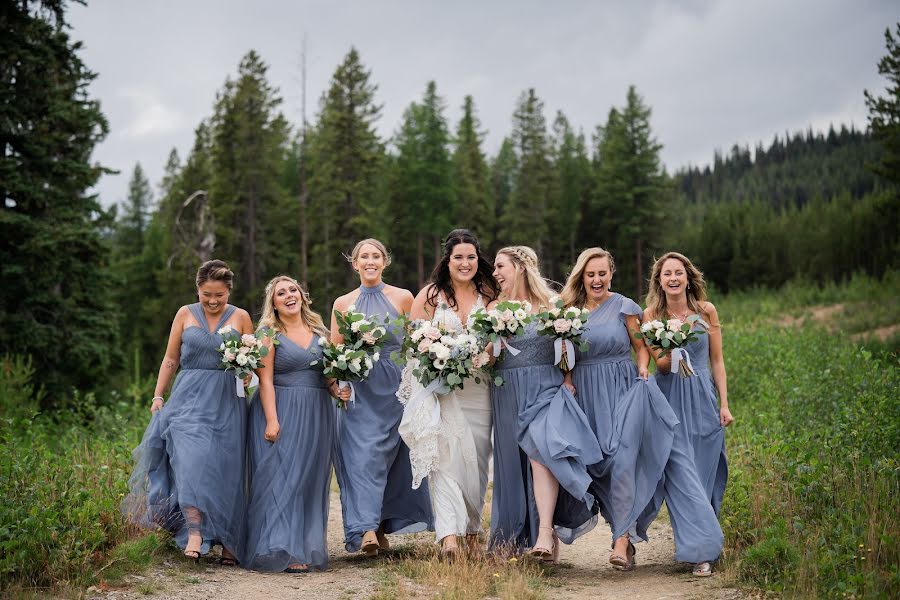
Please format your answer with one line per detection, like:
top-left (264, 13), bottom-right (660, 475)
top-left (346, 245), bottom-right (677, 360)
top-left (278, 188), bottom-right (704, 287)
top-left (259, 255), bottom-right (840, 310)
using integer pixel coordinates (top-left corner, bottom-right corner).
top-left (448, 243), bottom-right (478, 284)
top-left (492, 252), bottom-right (520, 296)
top-left (272, 279), bottom-right (303, 318)
top-left (659, 257), bottom-right (689, 300)
top-left (582, 256), bottom-right (613, 305)
top-left (197, 280), bottom-right (229, 316)
top-left (354, 243), bottom-right (386, 285)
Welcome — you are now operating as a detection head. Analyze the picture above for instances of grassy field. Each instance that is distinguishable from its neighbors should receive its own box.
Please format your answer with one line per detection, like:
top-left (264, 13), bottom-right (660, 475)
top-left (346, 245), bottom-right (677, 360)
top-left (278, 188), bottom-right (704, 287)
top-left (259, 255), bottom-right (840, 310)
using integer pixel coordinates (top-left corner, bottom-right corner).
top-left (0, 272), bottom-right (897, 598)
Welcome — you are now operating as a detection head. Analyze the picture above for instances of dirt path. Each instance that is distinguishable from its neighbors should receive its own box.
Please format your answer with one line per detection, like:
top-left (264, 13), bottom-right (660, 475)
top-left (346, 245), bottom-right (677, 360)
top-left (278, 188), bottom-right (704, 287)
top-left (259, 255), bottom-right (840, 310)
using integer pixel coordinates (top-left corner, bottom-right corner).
top-left (92, 492), bottom-right (746, 600)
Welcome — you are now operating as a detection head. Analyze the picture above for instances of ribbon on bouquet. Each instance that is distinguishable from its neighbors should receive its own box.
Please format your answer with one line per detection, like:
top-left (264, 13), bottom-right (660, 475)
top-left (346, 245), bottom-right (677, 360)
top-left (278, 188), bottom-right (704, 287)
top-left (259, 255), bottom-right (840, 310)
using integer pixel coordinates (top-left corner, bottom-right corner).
top-left (670, 347), bottom-right (695, 377)
top-left (491, 337), bottom-right (521, 357)
top-left (553, 338), bottom-right (576, 369)
top-left (235, 376), bottom-right (245, 398)
top-left (338, 380), bottom-right (356, 405)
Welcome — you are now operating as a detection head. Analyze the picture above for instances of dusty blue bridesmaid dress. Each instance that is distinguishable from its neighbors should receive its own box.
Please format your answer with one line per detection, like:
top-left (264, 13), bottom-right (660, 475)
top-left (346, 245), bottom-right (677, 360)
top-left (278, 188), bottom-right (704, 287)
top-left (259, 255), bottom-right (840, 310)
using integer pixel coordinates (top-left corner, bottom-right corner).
top-left (243, 333), bottom-right (334, 571)
top-left (554, 293), bottom-right (678, 545)
top-left (123, 303), bottom-right (247, 558)
top-left (333, 283), bottom-right (433, 552)
top-left (489, 323), bottom-right (603, 553)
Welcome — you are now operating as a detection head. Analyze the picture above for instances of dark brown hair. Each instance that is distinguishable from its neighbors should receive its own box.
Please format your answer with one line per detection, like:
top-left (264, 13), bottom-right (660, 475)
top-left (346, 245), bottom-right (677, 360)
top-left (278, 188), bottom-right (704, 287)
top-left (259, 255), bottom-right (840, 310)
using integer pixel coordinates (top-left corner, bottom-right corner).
top-left (195, 259), bottom-right (234, 289)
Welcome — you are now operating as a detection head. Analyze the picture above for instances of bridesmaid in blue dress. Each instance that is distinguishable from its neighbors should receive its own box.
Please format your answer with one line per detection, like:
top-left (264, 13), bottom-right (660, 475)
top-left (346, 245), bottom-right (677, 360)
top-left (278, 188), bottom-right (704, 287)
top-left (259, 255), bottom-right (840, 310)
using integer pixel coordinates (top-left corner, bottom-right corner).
top-left (555, 247), bottom-right (678, 570)
top-left (644, 251), bottom-right (732, 577)
top-left (243, 276), bottom-right (351, 573)
top-left (331, 239), bottom-right (433, 556)
top-left (489, 246), bottom-right (603, 561)
top-left (123, 260), bottom-right (253, 564)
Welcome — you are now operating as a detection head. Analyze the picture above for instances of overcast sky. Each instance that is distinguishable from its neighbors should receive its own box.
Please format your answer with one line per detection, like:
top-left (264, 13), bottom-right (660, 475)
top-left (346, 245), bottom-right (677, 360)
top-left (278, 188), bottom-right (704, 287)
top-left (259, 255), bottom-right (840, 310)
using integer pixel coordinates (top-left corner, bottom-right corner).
top-left (68, 0), bottom-right (898, 208)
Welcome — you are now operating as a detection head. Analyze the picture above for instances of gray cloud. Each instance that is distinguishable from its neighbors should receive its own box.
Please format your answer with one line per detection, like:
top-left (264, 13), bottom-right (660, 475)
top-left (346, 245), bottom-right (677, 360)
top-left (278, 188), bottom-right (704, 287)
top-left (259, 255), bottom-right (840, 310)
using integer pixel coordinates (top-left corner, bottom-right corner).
top-left (68, 0), bottom-right (898, 207)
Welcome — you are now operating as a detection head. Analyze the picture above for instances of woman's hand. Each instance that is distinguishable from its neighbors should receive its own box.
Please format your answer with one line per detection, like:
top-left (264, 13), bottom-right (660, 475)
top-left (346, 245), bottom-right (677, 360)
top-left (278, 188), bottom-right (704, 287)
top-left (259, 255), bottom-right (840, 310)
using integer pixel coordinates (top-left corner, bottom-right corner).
top-left (243, 373), bottom-right (253, 387)
top-left (562, 372), bottom-right (576, 396)
top-left (150, 397), bottom-right (164, 414)
top-left (337, 384), bottom-right (352, 403)
top-left (637, 364), bottom-right (649, 380)
top-left (720, 405), bottom-right (734, 427)
top-left (264, 419), bottom-right (281, 442)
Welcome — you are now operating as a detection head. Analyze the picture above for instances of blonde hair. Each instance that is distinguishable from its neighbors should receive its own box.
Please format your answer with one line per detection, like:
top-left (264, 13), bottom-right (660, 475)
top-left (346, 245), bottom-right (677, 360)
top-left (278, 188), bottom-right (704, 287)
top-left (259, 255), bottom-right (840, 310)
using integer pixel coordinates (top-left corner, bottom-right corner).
top-left (258, 275), bottom-right (329, 337)
top-left (495, 246), bottom-right (555, 309)
top-left (345, 238), bottom-right (392, 269)
top-left (645, 252), bottom-right (709, 320)
top-left (560, 247), bottom-right (616, 309)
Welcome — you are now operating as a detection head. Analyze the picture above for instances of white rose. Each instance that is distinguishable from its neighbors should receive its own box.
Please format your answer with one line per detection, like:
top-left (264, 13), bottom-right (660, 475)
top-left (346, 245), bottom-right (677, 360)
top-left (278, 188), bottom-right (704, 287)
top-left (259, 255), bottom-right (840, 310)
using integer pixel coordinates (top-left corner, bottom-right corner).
top-left (372, 352), bottom-right (380, 362)
top-left (431, 343), bottom-right (451, 361)
top-left (235, 353), bottom-right (249, 366)
top-left (364, 357), bottom-right (373, 370)
top-left (549, 295), bottom-right (561, 305)
top-left (318, 337), bottom-right (327, 346)
top-left (640, 322), bottom-right (652, 332)
top-left (349, 358), bottom-right (362, 373)
top-left (572, 318), bottom-right (583, 329)
top-left (550, 306), bottom-right (561, 317)
top-left (217, 325), bottom-right (233, 335)
top-left (553, 319), bottom-right (572, 334)
top-left (667, 319), bottom-right (682, 332)
top-left (514, 308), bottom-right (527, 321)
top-left (424, 326), bottom-right (442, 341)
top-left (350, 320), bottom-right (363, 333)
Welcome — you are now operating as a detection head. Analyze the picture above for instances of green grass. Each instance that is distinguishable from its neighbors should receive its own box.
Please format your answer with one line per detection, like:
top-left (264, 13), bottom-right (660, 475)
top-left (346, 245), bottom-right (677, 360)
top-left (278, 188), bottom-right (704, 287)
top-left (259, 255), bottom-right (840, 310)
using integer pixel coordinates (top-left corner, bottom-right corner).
top-left (0, 272), bottom-right (897, 598)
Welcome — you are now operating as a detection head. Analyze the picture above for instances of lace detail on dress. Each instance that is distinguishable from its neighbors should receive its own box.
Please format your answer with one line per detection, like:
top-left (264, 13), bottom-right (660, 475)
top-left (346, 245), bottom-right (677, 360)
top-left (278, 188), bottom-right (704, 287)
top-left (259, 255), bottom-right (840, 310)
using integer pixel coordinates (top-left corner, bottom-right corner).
top-left (397, 293), bottom-right (485, 490)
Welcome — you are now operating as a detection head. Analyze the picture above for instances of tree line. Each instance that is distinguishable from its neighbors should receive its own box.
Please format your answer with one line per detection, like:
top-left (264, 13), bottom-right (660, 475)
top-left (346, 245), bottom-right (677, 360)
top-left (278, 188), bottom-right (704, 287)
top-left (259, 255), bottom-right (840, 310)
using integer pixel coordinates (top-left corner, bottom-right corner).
top-left (2, 1), bottom-right (897, 404)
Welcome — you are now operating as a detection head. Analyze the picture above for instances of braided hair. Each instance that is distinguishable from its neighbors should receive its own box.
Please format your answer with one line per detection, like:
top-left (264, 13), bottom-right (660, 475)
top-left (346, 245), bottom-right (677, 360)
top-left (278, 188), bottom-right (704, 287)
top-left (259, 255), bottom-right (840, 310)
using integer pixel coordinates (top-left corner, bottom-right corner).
top-left (495, 246), bottom-right (555, 309)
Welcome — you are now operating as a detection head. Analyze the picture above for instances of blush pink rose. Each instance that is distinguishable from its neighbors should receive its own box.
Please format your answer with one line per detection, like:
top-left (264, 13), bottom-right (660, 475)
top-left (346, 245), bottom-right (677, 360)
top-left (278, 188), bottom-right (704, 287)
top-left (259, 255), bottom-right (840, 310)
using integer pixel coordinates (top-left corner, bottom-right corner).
top-left (553, 319), bottom-right (572, 334)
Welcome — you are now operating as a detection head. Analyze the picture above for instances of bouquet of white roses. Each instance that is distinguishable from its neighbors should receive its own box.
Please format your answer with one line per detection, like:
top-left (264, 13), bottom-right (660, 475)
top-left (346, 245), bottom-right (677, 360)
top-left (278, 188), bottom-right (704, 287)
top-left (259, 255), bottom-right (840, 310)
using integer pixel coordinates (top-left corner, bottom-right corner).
top-left (217, 326), bottom-right (278, 396)
top-left (470, 300), bottom-right (532, 385)
top-left (311, 339), bottom-right (378, 408)
top-left (401, 320), bottom-right (488, 393)
top-left (534, 296), bottom-right (589, 372)
top-left (633, 315), bottom-right (706, 377)
top-left (335, 305), bottom-right (388, 353)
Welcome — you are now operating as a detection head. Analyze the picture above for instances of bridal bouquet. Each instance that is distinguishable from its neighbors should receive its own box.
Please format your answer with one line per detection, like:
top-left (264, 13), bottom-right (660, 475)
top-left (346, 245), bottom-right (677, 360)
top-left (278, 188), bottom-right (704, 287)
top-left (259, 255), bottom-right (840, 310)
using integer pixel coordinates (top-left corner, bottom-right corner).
top-left (633, 316), bottom-right (706, 377)
top-left (217, 326), bottom-right (278, 397)
top-left (311, 339), bottom-right (378, 408)
top-left (217, 326), bottom-right (277, 379)
top-left (470, 300), bottom-right (532, 385)
top-left (400, 319), bottom-right (488, 393)
top-left (334, 305), bottom-right (388, 354)
top-left (534, 296), bottom-right (589, 372)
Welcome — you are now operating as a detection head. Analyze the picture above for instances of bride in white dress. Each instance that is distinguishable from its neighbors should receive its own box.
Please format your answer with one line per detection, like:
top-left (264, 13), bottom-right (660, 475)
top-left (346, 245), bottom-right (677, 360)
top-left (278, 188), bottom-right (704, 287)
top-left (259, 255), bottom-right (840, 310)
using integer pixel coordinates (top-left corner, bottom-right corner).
top-left (398, 229), bottom-right (500, 558)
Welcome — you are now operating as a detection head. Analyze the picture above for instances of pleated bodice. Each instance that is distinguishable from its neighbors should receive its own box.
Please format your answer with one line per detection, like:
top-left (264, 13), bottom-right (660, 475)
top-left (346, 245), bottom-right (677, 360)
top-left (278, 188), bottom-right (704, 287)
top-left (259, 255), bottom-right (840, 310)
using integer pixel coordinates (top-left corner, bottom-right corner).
top-left (354, 282), bottom-right (401, 353)
top-left (181, 303), bottom-right (237, 370)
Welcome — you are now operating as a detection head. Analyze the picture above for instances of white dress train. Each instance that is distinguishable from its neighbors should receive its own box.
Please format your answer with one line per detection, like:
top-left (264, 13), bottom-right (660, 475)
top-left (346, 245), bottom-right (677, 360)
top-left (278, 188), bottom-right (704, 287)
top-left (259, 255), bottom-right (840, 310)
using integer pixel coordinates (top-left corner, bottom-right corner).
top-left (398, 295), bottom-right (493, 542)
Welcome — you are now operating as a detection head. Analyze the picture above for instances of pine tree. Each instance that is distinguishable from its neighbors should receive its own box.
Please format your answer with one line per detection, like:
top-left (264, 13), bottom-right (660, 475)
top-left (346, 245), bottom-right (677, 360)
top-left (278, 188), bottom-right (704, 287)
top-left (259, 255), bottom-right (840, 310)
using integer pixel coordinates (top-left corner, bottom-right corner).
top-left (593, 86), bottom-right (666, 299)
top-left (490, 137), bottom-right (517, 252)
top-left (550, 111), bottom-right (591, 274)
top-left (390, 81), bottom-right (454, 288)
top-left (307, 48), bottom-right (385, 307)
top-left (865, 23), bottom-right (900, 187)
top-left (0, 0), bottom-right (120, 402)
top-left (209, 50), bottom-right (291, 314)
top-left (452, 96), bottom-right (494, 248)
top-left (501, 89), bottom-right (554, 260)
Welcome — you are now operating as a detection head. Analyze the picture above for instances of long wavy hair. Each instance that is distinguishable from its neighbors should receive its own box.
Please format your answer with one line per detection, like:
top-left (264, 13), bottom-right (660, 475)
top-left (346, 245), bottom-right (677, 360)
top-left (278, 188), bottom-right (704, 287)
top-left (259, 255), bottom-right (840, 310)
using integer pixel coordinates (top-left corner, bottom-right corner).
top-left (495, 245), bottom-right (555, 310)
top-left (560, 247), bottom-right (616, 309)
top-left (257, 275), bottom-right (329, 337)
top-left (426, 229), bottom-right (500, 310)
top-left (644, 251), bottom-right (709, 320)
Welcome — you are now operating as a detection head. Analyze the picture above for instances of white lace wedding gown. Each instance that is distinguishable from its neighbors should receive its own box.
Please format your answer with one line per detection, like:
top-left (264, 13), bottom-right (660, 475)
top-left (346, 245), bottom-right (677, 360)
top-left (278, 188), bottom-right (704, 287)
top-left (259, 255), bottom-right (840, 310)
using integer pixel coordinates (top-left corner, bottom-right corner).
top-left (398, 295), bottom-right (493, 542)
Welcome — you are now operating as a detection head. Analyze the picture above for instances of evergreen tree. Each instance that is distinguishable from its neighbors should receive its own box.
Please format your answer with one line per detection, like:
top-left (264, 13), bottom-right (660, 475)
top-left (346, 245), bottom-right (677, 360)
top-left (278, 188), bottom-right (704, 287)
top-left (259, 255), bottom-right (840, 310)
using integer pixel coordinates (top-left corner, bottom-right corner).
top-left (593, 86), bottom-right (666, 299)
top-left (209, 50), bottom-right (291, 314)
top-left (550, 112), bottom-right (591, 274)
top-left (501, 89), bottom-right (554, 262)
top-left (865, 23), bottom-right (900, 187)
top-left (0, 0), bottom-right (120, 402)
top-left (307, 48), bottom-right (385, 307)
top-left (489, 137), bottom-right (517, 252)
top-left (390, 81), bottom-right (454, 289)
top-left (452, 96), bottom-right (494, 248)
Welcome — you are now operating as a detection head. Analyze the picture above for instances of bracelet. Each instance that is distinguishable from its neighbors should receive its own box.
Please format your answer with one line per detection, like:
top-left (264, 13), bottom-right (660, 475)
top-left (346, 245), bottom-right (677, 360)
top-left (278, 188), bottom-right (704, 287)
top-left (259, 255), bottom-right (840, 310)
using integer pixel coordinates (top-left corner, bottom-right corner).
top-left (151, 396), bottom-right (164, 403)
